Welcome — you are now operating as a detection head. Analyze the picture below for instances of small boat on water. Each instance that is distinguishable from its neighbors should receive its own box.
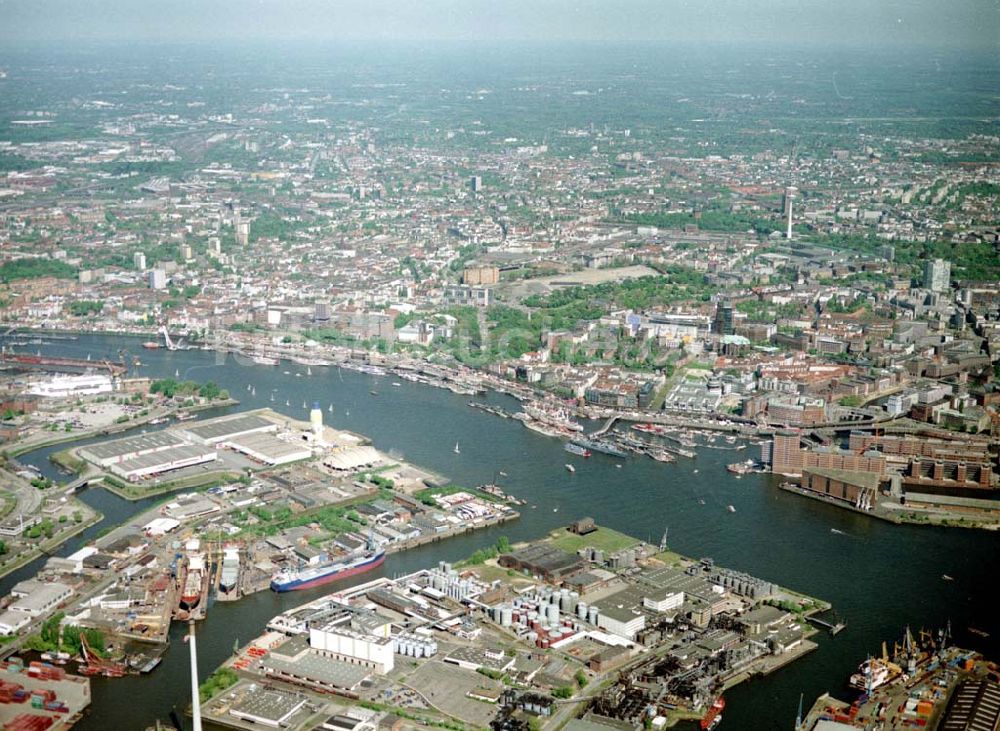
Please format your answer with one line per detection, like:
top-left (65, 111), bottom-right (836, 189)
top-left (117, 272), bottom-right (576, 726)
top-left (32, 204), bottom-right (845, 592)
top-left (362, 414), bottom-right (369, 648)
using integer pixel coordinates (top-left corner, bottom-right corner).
top-left (727, 505), bottom-right (736, 513)
top-left (565, 464), bottom-right (575, 473)
top-left (942, 574), bottom-right (954, 581)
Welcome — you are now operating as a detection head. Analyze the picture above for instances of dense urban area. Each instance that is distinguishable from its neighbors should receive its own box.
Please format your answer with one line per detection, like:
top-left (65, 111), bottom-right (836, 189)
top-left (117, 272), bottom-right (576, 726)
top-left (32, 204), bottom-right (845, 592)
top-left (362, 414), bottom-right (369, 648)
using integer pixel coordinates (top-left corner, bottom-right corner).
top-left (0, 39), bottom-right (998, 731)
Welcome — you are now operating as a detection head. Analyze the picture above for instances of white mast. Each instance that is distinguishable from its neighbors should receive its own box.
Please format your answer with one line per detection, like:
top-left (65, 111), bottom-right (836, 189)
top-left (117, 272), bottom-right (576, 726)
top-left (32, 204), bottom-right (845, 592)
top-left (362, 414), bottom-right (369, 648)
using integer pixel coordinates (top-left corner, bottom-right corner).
top-left (188, 620), bottom-right (202, 731)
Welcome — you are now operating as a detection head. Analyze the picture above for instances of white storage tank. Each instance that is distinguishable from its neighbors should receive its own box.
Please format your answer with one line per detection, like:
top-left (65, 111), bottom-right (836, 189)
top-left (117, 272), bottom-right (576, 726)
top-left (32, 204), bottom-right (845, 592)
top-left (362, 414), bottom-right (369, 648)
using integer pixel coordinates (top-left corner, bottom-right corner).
top-left (546, 603), bottom-right (560, 624)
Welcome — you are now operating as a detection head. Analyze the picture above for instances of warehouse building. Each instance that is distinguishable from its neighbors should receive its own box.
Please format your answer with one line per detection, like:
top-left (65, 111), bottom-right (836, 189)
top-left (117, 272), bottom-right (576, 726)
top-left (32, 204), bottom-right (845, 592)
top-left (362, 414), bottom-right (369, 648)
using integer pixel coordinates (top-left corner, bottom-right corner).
top-left (178, 413), bottom-right (277, 445)
top-left (108, 443), bottom-right (217, 481)
top-left (79, 431), bottom-right (187, 469)
top-left (225, 432), bottom-right (312, 466)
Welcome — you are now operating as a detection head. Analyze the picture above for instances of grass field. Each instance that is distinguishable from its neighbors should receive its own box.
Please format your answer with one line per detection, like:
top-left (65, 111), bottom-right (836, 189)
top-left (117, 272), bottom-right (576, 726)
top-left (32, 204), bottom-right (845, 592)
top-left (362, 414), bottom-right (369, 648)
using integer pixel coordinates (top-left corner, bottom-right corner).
top-left (547, 524), bottom-right (641, 554)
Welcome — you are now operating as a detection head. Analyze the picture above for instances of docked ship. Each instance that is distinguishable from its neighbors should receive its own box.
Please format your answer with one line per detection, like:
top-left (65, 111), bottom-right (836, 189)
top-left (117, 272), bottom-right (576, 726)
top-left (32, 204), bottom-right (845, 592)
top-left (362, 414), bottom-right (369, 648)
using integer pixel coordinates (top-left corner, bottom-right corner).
top-left (700, 697), bottom-right (725, 730)
top-left (250, 353), bottom-right (280, 366)
top-left (570, 438), bottom-right (628, 459)
top-left (849, 656), bottom-right (901, 691)
top-left (219, 547), bottom-right (240, 594)
top-left (270, 547), bottom-right (385, 592)
top-left (142, 341), bottom-right (160, 349)
top-left (178, 550), bottom-right (205, 611)
top-left (564, 442), bottom-right (592, 457)
top-left (523, 402), bottom-right (584, 432)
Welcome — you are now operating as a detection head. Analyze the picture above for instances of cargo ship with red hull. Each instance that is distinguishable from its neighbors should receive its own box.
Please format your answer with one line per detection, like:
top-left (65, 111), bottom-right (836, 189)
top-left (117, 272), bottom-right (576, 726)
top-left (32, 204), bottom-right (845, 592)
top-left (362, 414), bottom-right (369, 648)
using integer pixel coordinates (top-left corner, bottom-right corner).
top-left (270, 548), bottom-right (385, 592)
top-left (700, 696), bottom-right (724, 730)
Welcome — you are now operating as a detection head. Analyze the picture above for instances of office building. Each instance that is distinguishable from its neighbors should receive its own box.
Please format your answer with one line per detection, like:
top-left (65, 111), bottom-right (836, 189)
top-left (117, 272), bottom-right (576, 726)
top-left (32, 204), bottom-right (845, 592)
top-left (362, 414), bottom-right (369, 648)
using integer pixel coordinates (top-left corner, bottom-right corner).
top-left (923, 259), bottom-right (951, 292)
top-left (713, 301), bottom-right (735, 336)
top-left (148, 269), bottom-right (167, 290)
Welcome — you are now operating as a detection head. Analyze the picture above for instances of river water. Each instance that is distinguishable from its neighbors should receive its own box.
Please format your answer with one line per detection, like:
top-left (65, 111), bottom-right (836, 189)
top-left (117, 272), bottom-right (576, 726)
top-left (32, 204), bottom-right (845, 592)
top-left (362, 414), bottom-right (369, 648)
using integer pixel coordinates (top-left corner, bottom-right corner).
top-left (4, 334), bottom-right (998, 730)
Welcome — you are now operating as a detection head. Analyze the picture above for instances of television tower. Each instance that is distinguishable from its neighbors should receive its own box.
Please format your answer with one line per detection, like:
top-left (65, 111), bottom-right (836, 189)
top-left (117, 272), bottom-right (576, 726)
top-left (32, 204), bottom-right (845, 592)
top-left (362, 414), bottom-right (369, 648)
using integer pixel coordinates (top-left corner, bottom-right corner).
top-left (784, 186), bottom-right (797, 240)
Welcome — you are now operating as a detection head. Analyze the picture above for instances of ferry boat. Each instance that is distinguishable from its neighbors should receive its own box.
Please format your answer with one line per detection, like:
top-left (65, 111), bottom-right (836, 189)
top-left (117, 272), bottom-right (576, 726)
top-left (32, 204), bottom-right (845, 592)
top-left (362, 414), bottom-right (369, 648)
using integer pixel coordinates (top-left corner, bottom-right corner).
top-left (270, 548), bottom-right (385, 592)
top-left (564, 443), bottom-right (591, 457)
top-left (700, 697), bottom-right (725, 730)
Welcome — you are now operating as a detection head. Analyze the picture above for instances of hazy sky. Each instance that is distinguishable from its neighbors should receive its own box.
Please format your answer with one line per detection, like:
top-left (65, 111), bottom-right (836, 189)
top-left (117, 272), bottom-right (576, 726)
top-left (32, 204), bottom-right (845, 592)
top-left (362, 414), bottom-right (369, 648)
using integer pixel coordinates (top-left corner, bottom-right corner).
top-left (0, 0), bottom-right (996, 48)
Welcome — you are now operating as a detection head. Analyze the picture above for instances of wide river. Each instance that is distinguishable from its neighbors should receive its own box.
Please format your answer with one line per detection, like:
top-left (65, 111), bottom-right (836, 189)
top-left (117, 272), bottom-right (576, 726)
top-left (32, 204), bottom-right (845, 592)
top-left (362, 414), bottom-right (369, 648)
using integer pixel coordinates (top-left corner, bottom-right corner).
top-left (3, 334), bottom-right (997, 730)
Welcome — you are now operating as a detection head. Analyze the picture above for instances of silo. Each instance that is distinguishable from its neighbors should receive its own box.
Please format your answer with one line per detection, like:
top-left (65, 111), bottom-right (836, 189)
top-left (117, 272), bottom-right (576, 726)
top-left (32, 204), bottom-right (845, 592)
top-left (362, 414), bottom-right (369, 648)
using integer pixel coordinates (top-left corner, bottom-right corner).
top-left (576, 602), bottom-right (588, 620)
top-left (546, 603), bottom-right (560, 625)
top-left (593, 549), bottom-right (604, 564)
top-left (588, 606), bottom-right (599, 624)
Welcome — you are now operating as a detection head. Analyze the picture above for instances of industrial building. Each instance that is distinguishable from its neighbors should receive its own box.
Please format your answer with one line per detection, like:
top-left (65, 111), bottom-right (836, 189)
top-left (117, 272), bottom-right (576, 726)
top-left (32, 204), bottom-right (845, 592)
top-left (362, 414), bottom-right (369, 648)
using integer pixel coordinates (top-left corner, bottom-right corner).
top-left (177, 412), bottom-right (277, 445)
top-left (27, 374), bottom-right (114, 398)
top-left (108, 443), bottom-right (217, 481)
top-left (224, 432), bottom-right (312, 466)
top-left (0, 581), bottom-right (73, 635)
top-left (78, 431), bottom-right (188, 469)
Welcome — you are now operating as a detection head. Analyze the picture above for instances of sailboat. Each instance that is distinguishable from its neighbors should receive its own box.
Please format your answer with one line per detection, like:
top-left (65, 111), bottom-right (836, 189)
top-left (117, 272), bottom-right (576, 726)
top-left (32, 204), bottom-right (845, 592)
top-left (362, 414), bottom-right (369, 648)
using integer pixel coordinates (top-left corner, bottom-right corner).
top-left (246, 384), bottom-right (252, 391)
top-left (307, 366), bottom-right (312, 376)
top-left (285, 399), bottom-right (290, 407)
top-left (453, 442), bottom-right (461, 454)
top-left (251, 386), bottom-right (256, 396)
top-left (270, 392), bottom-right (275, 402)
top-left (327, 404), bottom-right (333, 413)
top-left (302, 400), bottom-right (307, 409)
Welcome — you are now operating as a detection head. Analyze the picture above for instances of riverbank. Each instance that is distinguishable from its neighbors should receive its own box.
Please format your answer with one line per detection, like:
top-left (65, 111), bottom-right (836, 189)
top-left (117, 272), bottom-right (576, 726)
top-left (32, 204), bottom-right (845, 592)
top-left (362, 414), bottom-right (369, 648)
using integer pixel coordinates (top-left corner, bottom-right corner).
top-left (777, 481), bottom-right (1000, 532)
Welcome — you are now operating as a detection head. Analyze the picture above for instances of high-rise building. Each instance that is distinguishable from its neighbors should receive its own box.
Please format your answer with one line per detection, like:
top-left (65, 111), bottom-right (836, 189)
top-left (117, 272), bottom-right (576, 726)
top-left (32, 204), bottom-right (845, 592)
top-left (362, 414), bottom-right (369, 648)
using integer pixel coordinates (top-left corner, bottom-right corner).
top-left (314, 301), bottom-right (331, 322)
top-left (923, 259), bottom-right (951, 292)
top-left (470, 175), bottom-right (482, 193)
top-left (235, 220), bottom-right (251, 247)
top-left (180, 244), bottom-right (193, 261)
top-left (148, 269), bottom-right (167, 290)
top-left (713, 301), bottom-right (735, 336)
top-left (133, 252), bottom-right (146, 270)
